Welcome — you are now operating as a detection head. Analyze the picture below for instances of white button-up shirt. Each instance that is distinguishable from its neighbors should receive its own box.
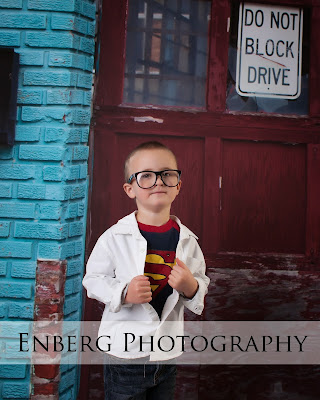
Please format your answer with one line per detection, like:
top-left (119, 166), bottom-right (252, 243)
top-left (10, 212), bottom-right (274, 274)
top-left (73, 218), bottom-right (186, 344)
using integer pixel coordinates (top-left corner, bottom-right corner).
top-left (82, 211), bottom-right (210, 360)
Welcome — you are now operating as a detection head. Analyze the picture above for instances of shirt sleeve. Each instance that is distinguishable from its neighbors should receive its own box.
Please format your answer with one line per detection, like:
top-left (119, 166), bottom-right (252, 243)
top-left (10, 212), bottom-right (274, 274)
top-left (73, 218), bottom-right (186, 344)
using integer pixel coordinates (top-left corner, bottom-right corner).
top-left (181, 239), bottom-right (210, 315)
top-left (82, 234), bottom-right (131, 313)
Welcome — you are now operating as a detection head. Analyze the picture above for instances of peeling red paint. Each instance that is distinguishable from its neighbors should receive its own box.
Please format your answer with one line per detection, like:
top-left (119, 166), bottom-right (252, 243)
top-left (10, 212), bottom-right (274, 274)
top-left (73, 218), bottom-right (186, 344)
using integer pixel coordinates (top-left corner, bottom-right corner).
top-left (30, 260), bottom-right (67, 399)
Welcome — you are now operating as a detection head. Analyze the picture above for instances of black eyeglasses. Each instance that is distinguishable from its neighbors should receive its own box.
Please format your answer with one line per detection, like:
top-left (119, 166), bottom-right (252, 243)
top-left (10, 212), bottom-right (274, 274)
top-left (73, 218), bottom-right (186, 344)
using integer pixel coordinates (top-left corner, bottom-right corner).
top-left (128, 169), bottom-right (181, 189)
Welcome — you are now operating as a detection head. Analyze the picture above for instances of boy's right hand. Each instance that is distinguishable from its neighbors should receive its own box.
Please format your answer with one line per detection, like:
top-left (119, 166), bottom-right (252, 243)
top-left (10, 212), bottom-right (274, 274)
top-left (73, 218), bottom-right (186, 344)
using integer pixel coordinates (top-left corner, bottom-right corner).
top-left (124, 275), bottom-right (152, 304)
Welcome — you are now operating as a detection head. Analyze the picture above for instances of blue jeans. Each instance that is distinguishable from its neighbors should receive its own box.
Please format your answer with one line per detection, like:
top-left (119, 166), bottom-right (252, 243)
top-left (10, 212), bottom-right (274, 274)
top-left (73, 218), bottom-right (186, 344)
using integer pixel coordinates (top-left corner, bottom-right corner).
top-left (104, 355), bottom-right (176, 400)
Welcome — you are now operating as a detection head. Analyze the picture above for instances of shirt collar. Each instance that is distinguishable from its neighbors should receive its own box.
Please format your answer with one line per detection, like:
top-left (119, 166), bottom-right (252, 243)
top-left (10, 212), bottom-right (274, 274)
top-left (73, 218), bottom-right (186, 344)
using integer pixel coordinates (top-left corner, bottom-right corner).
top-left (113, 211), bottom-right (198, 240)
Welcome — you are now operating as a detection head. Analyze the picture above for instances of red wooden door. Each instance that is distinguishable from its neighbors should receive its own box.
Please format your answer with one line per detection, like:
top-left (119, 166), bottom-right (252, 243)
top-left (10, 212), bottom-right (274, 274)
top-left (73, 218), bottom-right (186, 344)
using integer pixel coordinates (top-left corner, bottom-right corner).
top-left (80, 0), bottom-right (320, 399)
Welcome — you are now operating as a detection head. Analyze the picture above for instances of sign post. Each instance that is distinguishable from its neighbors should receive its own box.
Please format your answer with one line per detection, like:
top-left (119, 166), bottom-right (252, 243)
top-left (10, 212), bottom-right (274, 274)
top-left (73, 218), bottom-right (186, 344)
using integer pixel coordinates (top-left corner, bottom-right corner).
top-left (236, 3), bottom-right (303, 99)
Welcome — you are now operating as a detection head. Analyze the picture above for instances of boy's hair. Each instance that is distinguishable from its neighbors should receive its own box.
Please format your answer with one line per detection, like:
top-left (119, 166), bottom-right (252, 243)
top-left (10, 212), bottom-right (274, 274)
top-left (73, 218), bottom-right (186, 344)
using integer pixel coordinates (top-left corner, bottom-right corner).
top-left (124, 141), bottom-right (178, 182)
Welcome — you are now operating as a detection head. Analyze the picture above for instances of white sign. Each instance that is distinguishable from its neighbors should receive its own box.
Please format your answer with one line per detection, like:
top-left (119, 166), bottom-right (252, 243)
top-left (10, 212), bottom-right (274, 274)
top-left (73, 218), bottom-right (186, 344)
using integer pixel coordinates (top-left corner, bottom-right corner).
top-left (236, 3), bottom-right (303, 99)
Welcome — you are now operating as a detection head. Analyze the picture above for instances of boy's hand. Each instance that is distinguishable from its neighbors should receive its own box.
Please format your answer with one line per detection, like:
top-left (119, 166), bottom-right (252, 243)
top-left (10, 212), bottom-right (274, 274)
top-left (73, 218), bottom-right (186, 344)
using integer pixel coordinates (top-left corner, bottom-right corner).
top-left (124, 275), bottom-right (152, 304)
top-left (168, 258), bottom-right (199, 299)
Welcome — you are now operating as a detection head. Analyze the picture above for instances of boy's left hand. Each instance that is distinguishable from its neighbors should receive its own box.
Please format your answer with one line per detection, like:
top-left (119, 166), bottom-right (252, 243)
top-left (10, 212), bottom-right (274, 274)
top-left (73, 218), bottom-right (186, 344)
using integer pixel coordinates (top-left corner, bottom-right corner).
top-left (168, 258), bottom-right (199, 299)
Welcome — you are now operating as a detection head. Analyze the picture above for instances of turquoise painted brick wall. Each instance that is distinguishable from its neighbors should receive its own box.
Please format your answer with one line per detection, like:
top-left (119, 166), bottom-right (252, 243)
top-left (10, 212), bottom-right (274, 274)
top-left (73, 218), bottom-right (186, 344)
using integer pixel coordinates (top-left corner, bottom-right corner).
top-left (0, 0), bottom-right (97, 398)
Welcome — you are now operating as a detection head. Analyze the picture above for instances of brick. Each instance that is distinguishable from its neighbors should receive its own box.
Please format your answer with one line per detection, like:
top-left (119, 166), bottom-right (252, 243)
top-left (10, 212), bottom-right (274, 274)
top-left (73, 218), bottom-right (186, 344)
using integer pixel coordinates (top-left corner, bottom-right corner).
top-left (0, 365), bottom-right (26, 379)
top-left (22, 106), bottom-right (73, 124)
top-left (0, 241), bottom-right (32, 258)
top-left (69, 128), bottom-right (83, 143)
top-left (47, 89), bottom-right (83, 105)
top-left (74, 240), bottom-right (83, 256)
top-left (51, 14), bottom-right (87, 34)
top-left (83, 90), bottom-right (92, 106)
top-left (15, 126), bottom-right (41, 142)
top-left (45, 127), bottom-right (67, 143)
top-left (66, 258), bottom-right (82, 276)
top-left (69, 221), bottom-right (83, 237)
top-left (40, 201), bottom-right (65, 220)
top-left (24, 70), bottom-right (77, 86)
top-left (15, 222), bottom-right (68, 240)
top-left (25, 31), bottom-right (79, 50)
top-left (60, 242), bottom-right (75, 259)
top-left (78, 201), bottom-right (86, 216)
top-left (64, 295), bottom-right (81, 315)
top-left (8, 302), bottom-right (34, 319)
top-left (45, 185), bottom-right (71, 201)
top-left (49, 52), bottom-right (85, 69)
top-left (28, 0), bottom-right (76, 12)
top-left (64, 309), bottom-right (80, 321)
top-left (64, 279), bottom-right (73, 296)
top-left (0, 302), bottom-right (7, 318)
top-left (0, 147), bottom-right (13, 159)
top-left (0, 281), bottom-right (32, 299)
top-left (0, 202), bottom-right (35, 219)
top-left (77, 73), bottom-right (92, 89)
top-left (34, 364), bottom-right (59, 379)
top-left (70, 183), bottom-right (86, 199)
top-left (2, 382), bottom-right (29, 398)
top-left (18, 183), bottom-right (45, 199)
top-left (33, 382), bottom-right (59, 396)
top-left (38, 242), bottom-right (61, 259)
top-left (60, 387), bottom-right (75, 400)
top-left (79, 164), bottom-right (88, 179)
top-left (85, 55), bottom-right (94, 72)
top-left (66, 203), bottom-right (77, 219)
top-left (19, 145), bottom-right (66, 161)
top-left (79, 36), bottom-right (95, 54)
top-left (81, 127), bottom-right (89, 142)
top-left (45, 127), bottom-right (82, 143)
top-left (11, 261), bottom-right (36, 278)
top-left (36, 259), bottom-right (66, 275)
top-left (87, 21), bottom-right (95, 37)
top-left (81, 1), bottom-right (96, 20)
top-left (0, 261), bottom-right (6, 276)
top-left (72, 145), bottom-right (89, 161)
top-left (0, 183), bottom-right (12, 198)
top-left (67, 165), bottom-right (80, 181)
top-left (0, 164), bottom-right (36, 180)
top-left (43, 166), bottom-right (63, 182)
top-left (72, 109), bottom-right (91, 125)
top-left (0, 31), bottom-right (20, 46)
top-left (34, 300), bottom-right (63, 319)
top-left (18, 50), bottom-right (44, 66)
top-left (0, 0), bottom-right (22, 8)
top-left (0, 14), bottom-right (46, 29)
top-left (17, 89), bottom-right (42, 105)
top-left (0, 221), bottom-right (10, 237)
top-left (44, 166), bottom-right (80, 183)
top-left (59, 362), bottom-right (76, 391)
top-left (72, 276), bottom-right (82, 293)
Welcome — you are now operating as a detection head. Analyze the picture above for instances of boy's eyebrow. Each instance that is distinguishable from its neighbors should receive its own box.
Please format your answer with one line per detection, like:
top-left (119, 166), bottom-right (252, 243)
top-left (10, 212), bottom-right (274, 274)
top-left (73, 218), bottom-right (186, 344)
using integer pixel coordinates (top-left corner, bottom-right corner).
top-left (137, 168), bottom-right (175, 172)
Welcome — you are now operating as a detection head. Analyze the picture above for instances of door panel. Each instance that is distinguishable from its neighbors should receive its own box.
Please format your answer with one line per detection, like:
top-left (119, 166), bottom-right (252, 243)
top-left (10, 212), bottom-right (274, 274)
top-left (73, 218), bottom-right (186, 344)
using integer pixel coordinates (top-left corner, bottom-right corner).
top-left (220, 140), bottom-right (306, 253)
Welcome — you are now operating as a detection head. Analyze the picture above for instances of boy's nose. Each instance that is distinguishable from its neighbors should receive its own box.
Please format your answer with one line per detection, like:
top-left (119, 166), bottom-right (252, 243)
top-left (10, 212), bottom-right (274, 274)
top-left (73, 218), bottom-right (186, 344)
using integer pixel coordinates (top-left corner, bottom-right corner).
top-left (155, 174), bottom-right (163, 185)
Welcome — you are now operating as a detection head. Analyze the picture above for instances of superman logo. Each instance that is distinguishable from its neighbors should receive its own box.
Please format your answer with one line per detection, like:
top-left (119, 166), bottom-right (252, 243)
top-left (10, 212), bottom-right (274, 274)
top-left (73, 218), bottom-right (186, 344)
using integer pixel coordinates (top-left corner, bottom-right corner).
top-left (144, 249), bottom-right (176, 298)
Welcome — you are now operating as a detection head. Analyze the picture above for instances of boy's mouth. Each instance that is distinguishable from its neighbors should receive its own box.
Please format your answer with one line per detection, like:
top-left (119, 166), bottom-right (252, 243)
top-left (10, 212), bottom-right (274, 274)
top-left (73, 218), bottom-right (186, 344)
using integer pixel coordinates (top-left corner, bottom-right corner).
top-left (151, 191), bottom-right (167, 195)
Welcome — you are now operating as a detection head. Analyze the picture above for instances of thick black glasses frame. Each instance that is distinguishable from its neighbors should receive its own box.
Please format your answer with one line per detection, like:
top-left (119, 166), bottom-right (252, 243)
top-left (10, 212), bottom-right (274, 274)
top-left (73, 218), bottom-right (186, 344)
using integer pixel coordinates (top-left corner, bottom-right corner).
top-left (127, 169), bottom-right (181, 189)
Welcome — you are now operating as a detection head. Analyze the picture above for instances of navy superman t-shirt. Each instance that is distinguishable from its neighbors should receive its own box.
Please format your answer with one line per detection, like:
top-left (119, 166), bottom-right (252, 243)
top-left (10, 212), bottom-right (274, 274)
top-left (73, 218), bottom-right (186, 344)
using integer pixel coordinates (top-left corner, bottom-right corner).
top-left (138, 219), bottom-right (180, 319)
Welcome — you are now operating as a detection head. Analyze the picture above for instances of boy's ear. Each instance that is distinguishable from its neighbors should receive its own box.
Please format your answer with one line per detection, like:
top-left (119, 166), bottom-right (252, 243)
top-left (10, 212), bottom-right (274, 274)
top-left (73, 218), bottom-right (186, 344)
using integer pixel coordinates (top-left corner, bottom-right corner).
top-left (176, 180), bottom-right (182, 193)
top-left (123, 183), bottom-right (136, 199)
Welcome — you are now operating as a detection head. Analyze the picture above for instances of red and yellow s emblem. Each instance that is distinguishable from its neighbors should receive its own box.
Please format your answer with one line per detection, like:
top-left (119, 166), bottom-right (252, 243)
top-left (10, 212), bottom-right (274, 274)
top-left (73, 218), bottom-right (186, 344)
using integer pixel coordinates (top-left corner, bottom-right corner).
top-left (144, 250), bottom-right (176, 297)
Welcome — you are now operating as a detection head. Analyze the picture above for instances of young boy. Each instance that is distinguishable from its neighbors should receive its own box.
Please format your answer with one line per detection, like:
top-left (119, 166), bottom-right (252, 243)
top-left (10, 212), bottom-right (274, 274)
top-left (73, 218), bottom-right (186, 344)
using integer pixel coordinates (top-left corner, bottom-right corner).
top-left (83, 141), bottom-right (209, 399)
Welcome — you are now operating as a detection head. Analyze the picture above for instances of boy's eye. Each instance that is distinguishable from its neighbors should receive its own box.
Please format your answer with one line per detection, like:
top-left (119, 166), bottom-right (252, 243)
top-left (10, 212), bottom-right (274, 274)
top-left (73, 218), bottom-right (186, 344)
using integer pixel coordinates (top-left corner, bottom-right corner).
top-left (163, 171), bottom-right (175, 177)
top-left (140, 173), bottom-right (152, 179)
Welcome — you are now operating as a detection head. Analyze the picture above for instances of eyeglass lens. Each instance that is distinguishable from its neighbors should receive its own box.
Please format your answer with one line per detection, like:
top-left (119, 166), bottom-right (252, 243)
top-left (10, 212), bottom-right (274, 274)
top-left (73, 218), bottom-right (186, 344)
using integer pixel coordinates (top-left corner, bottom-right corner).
top-left (136, 170), bottom-right (180, 188)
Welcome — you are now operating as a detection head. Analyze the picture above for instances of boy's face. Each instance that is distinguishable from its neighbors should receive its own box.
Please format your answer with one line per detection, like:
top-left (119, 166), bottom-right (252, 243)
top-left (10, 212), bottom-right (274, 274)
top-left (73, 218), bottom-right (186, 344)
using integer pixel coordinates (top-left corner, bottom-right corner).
top-left (123, 149), bottom-right (181, 214)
